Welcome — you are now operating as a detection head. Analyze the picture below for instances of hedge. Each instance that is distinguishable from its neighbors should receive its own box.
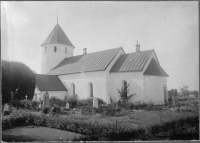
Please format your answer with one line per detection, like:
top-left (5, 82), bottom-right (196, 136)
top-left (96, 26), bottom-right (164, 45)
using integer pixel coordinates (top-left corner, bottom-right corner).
top-left (2, 110), bottom-right (199, 141)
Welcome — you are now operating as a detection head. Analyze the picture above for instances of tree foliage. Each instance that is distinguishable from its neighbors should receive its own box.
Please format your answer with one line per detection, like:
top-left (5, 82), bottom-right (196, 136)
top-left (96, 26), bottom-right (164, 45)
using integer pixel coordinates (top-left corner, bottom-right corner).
top-left (190, 90), bottom-right (199, 97)
top-left (179, 85), bottom-right (190, 97)
top-left (116, 83), bottom-right (136, 103)
top-left (168, 89), bottom-right (178, 103)
top-left (2, 60), bottom-right (36, 103)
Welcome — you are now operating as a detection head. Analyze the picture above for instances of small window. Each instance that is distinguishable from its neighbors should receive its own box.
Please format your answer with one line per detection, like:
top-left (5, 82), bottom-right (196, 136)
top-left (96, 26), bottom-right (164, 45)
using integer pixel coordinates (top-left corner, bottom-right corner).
top-left (71, 83), bottom-right (75, 96)
top-left (65, 47), bottom-right (67, 53)
top-left (45, 47), bottom-right (47, 53)
top-left (54, 46), bottom-right (57, 52)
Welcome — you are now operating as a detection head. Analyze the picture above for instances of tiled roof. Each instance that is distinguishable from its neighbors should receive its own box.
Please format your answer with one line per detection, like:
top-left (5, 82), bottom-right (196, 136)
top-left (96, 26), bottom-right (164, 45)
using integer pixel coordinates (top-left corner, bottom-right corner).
top-left (143, 58), bottom-right (169, 77)
top-left (110, 50), bottom-right (153, 72)
top-left (48, 47), bottom-right (122, 75)
top-left (41, 23), bottom-right (75, 48)
top-left (36, 74), bottom-right (67, 91)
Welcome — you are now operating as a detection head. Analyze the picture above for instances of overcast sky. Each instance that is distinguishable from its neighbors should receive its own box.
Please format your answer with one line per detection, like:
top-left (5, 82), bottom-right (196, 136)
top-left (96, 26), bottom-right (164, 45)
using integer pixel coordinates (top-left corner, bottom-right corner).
top-left (1, 1), bottom-right (198, 91)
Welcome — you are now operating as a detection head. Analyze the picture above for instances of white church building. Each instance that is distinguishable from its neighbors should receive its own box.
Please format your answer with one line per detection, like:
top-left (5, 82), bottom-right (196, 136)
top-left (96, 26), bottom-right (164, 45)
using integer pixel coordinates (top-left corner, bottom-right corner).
top-left (33, 21), bottom-right (169, 105)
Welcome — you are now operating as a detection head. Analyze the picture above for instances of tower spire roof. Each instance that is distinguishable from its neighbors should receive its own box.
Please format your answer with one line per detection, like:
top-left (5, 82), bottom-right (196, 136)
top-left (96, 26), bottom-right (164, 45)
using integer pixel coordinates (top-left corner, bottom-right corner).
top-left (41, 24), bottom-right (75, 48)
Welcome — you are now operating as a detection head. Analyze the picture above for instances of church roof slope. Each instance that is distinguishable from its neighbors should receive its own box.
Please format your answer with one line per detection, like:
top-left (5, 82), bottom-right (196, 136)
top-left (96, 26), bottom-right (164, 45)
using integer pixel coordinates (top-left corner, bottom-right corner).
top-left (48, 47), bottom-right (122, 75)
top-left (143, 58), bottom-right (169, 77)
top-left (41, 24), bottom-right (75, 48)
top-left (36, 74), bottom-right (67, 91)
top-left (110, 50), bottom-right (153, 72)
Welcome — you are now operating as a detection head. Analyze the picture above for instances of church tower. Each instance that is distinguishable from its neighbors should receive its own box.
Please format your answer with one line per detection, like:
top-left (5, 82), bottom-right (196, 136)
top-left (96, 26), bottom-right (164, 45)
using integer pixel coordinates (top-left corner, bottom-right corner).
top-left (41, 22), bottom-right (75, 74)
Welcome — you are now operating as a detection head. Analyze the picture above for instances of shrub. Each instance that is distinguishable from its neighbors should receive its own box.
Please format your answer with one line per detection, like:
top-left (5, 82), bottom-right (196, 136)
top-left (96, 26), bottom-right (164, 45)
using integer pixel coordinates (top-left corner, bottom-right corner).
top-left (51, 106), bottom-right (61, 114)
top-left (41, 107), bottom-right (50, 114)
top-left (66, 95), bottom-right (78, 108)
top-left (2, 109), bottom-right (199, 141)
top-left (49, 96), bottom-right (66, 107)
top-left (10, 100), bottom-right (38, 110)
top-left (77, 98), bottom-right (106, 108)
top-left (10, 100), bottom-right (22, 109)
top-left (81, 106), bottom-right (93, 115)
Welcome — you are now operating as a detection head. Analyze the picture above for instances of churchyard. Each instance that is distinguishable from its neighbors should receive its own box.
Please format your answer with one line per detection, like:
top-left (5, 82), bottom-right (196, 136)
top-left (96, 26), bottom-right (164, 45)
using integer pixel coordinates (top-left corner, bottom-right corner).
top-left (2, 92), bottom-right (199, 141)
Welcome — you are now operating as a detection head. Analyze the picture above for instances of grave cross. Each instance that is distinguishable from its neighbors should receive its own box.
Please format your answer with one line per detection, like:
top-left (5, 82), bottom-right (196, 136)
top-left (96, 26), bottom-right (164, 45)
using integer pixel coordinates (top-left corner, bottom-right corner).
top-left (25, 95), bottom-right (28, 100)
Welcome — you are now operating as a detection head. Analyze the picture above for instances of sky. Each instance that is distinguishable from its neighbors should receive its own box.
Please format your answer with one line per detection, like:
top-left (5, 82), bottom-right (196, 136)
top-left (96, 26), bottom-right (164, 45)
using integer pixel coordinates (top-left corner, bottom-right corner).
top-left (1, 1), bottom-right (199, 91)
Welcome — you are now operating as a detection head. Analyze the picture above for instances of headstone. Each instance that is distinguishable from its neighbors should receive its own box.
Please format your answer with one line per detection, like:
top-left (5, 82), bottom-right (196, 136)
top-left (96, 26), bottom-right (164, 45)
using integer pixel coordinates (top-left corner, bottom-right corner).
top-left (25, 95), bottom-right (28, 100)
top-left (11, 92), bottom-right (14, 100)
top-left (4, 103), bottom-right (10, 116)
top-left (65, 103), bottom-right (69, 109)
top-left (172, 95), bottom-right (176, 106)
top-left (116, 100), bottom-right (121, 108)
top-left (107, 92), bottom-right (111, 104)
top-left (93, 98), bottom-right (98, 108)
top-left (43, 92), bottom-right (50, 107)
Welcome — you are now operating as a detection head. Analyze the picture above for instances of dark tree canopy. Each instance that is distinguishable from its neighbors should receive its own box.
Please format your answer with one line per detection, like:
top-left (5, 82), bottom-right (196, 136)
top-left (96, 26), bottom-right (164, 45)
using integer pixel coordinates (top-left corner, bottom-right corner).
top-left (2, 60), bottom-right (36, 103)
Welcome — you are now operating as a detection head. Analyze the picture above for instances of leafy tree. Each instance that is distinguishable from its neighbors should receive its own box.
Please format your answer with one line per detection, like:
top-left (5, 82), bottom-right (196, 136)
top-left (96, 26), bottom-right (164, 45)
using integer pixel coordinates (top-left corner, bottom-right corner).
top-left (190, 90), bottom-right (199, 97)
top-left (116, 83), bottom-right (136, 103)
top-left (168, 89), bottom-right (178, 103)
top-left (179, 85), bottom-right (190, 98)
top-left (2, 60), bottom-right (36, 103)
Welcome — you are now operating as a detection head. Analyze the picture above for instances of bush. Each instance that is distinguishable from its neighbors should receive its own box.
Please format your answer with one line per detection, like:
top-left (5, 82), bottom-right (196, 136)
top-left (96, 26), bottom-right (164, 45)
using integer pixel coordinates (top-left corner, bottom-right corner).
top-left (51, 106), bottom-right (61, 114)
top-left (2, 110), bottom-right (199, 141)
top-left (77, 98), bottom-right (106, 108)
top-left (10, 100), bottom-right (38, 110)
top-left (42, 107), bottom-right (50, 114)
top-left (81, 106), bottom-right (93, 115)
top-left (66, 95), bottom-right (78, 108)
top-left (49, 96), bottom-right (66, 107)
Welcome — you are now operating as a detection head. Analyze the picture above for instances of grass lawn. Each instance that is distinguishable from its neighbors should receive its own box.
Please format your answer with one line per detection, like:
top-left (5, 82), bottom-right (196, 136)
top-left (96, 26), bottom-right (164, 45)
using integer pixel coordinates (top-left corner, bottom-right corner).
top-left (2, 126), bottom-right (83, 142)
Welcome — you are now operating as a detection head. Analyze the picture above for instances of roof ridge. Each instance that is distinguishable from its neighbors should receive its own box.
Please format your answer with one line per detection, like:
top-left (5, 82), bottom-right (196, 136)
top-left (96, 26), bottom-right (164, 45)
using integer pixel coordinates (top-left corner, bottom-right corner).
top-left (126, 49), bottom-right (154, 55)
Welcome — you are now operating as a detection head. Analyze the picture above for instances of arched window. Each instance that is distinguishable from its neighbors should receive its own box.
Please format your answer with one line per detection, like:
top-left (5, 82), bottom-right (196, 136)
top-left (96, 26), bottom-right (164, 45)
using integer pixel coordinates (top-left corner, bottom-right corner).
top-left (71, 83), bottom-right (75, 96)
top-left (88, 82), bottom-right (93, 97)
top-left (65, 47), bottom-right (67, 54)
top-left (54, 46), bottom-right (57, 52)
top-left (122, 80), bottom-right (127, 96)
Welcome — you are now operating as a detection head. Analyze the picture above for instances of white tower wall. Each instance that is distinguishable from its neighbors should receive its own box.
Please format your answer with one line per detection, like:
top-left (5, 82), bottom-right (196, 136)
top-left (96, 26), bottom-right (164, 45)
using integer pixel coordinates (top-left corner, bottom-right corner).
top-left (41, 43), bottom-right (74, 74)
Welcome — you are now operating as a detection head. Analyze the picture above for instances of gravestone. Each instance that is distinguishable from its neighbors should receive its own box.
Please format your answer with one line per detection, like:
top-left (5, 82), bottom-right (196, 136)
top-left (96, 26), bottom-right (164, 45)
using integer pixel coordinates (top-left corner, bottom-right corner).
top-left (116, 100), bottom-right (121, 108)
top-left (93, 98), bottom-right (98, 108)
top-left (65, 103), bottom-right (69, 109)
top-left (43, 92), bottom-right (50, 107)
top-left (107, 92), bottom-right (111, 104)
top-left (25, 95), bottom-right (28, 100)
top-left (4, 103), bottom-right (10, 116)
top-left (11, 92), bottom-right (14, 100)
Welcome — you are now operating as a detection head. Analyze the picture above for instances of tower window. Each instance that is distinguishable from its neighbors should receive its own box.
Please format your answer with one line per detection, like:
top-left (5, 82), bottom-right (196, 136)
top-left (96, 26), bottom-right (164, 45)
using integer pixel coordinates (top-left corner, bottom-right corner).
top-left (45, 47), bottom-right (47, 53)
top-left (54, 46), bottom-right (57, 52)
top-left (65, 47), bottom-right (67, 53)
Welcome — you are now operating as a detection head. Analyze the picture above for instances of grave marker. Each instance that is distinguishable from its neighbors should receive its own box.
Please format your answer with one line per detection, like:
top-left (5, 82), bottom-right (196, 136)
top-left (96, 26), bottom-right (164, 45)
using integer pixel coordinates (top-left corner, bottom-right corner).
top-left (65, 103), bottom-right (69, 109)
top-left (43, 92), bottom-right (50, 107)
top-left (93, 98), bottom-right (98, 108)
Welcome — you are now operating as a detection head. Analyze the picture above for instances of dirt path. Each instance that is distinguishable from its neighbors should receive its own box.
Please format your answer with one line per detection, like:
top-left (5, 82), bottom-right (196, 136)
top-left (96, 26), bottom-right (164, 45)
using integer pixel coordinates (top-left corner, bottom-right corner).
top-left (2, 126), bottom-right (83, 142)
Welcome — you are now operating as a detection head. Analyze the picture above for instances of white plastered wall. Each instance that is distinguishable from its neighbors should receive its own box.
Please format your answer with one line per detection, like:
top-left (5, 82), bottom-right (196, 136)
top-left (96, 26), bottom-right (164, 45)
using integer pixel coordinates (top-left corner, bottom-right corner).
top-left (41, 43), bottom-right (74, 74)
top-left (33, 87), bottom-right (68, 101)
top-left (58, 71), bottom-right (107, 101)
top-left (109, 72), bottom-right (144, 103)
top-left (58, 48), bottom-right (125, 103)
top-left (143, 75), bottom-right (167, 105)
top-left (142, 50), bottom-right (168, 105)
